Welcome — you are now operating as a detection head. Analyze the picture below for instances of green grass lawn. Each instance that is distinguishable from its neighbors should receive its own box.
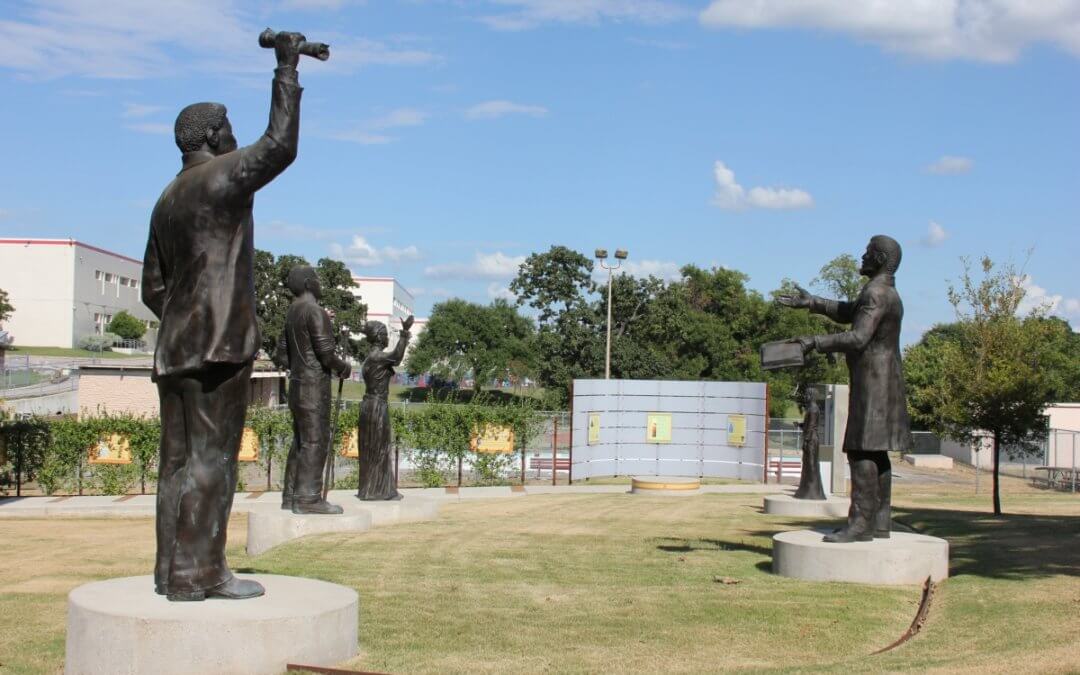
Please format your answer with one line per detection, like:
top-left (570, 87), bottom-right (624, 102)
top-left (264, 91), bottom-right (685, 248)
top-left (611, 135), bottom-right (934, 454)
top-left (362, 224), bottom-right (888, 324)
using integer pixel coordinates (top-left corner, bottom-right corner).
top-left (0, 475), bottom-right (1077, 673)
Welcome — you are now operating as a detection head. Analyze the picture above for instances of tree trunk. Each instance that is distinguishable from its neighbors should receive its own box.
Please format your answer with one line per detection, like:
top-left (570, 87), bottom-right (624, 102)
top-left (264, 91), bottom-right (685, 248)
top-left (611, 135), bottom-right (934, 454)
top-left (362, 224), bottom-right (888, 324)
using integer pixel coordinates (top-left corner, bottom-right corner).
top-left (992, 431), bottom-right (1002, 516)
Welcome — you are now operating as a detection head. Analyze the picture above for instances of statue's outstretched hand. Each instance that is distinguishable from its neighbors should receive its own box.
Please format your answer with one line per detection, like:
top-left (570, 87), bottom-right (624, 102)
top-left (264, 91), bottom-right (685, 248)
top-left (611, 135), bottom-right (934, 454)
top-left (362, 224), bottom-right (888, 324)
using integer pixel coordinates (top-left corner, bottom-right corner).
top-left (401, 315), bottom-right (415, 332)
top-left (777, 284), bottom-right (812, 309)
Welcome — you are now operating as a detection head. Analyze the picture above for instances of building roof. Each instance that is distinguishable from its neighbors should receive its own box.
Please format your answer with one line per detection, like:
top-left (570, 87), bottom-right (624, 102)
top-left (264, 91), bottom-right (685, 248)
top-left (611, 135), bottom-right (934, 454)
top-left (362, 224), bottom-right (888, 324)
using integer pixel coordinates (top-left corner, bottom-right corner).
top-left (0, 238), bottom-right (142, 266)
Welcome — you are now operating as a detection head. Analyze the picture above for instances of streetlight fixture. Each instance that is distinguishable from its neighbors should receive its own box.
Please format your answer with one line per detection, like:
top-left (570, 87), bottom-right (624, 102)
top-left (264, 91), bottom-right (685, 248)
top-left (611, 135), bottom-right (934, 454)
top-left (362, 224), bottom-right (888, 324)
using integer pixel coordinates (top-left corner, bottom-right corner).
top-left (595, 247), bottom-right (628, 379)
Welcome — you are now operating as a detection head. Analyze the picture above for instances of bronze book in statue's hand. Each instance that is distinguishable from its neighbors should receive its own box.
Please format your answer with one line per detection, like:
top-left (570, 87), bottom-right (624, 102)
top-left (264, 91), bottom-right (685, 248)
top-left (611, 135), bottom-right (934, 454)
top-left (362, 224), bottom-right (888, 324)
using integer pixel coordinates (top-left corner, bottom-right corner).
top-left (760, 340), bottom-right (805, 370)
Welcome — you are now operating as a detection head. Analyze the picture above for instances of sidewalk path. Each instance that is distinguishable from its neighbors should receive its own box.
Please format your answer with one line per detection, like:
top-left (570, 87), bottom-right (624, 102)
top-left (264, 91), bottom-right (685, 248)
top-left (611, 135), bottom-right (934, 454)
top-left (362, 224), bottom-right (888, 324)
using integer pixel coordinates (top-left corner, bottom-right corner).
top-left (0, 483), bottom-right (790, 519)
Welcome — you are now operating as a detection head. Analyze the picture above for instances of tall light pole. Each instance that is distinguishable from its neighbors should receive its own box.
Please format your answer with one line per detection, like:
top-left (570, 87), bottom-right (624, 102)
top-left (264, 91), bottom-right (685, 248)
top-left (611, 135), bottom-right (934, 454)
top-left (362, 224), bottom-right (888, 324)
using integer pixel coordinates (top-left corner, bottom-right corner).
top-left (595, 248), bottom-right (628, 379)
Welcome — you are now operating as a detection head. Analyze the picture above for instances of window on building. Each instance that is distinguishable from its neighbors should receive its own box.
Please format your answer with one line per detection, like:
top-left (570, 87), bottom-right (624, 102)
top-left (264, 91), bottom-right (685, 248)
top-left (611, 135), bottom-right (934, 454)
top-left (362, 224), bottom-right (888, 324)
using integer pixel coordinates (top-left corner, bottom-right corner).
top-left (119, 276), bottom-right (130, 286)
top-left (94, 270), bottom-right (102, 280)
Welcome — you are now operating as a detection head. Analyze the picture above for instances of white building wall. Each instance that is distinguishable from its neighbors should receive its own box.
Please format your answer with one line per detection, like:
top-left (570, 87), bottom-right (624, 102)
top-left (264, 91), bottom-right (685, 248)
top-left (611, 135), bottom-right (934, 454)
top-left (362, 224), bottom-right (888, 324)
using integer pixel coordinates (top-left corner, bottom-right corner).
top-left (0, 240), bottom-right (75, 347)
top-left (0, 239), bottom-right (156, 348)
top-left (351, 275), bottom-right (418, 347)
top-left (71, 243), bottom-right (157, 345)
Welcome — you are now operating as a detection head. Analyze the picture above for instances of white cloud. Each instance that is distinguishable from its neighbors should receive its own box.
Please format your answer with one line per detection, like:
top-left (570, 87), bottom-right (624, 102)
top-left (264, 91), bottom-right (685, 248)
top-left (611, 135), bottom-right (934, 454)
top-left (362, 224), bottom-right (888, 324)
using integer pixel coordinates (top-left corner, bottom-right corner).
top-left (711, 160), bottom-right (813, 210)
top-left (0, 0), bottom-right (437, 80)
top-left (622, 260), bottom-right (682, 281)
top-left (926, 155), bottom-right (974, 174)
top-left (369, 107), bottom-right (428, 129)
top-left (1017, 276), bottom-right (1080, 327)
top-left (487, 283), bottom-right (517, 301)
top-left (126, 122), bottom-right (172, 135)
top-left (479, 0), bottom-right (690, 31)
top-left (328, 131), bottom-right (394, 145)
top-left (699, 1), bottom-right (1080, 63)
top-left (411, 287), bottom-right (454, 299)
top-left (425, 251), bottom-right (526, 280)
top-left (921, 221), bottom-right (949, 247)
top-left (330, 235), bottom-right (422, 267)
top-left (465, 100), bottom-right (548, 120)
top-left (122, 102), bottom-right (164, 118)
top-left (328, 107), bottom-right (427, 145)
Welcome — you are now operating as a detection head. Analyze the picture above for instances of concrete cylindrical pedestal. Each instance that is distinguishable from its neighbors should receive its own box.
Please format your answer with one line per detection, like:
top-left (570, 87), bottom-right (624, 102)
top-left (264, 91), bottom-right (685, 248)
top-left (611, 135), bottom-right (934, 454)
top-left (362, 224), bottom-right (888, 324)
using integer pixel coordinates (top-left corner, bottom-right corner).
top-left (630, 476), bottom-right (701, 495)
top-left (66, 575), bottom-right (358, 675)
top-left (772, 529), bottom-right (949, 585)
top-left (763, 494), bottom-right (849, 518)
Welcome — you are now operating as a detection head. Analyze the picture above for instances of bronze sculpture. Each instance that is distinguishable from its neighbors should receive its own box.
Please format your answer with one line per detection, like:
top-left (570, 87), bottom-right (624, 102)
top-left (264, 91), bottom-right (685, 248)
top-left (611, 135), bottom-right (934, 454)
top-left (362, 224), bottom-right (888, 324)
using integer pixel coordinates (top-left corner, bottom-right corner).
top-left (356, 317), bottom-right (413, 500)
top-left (778, 235), bottom-right (912, 542)
top-left (274, 266), bottom-right (351, 515)
top-left (142, 30), bottom-right (325, 601)
top-left (792, 386), bottom-right (826, 501)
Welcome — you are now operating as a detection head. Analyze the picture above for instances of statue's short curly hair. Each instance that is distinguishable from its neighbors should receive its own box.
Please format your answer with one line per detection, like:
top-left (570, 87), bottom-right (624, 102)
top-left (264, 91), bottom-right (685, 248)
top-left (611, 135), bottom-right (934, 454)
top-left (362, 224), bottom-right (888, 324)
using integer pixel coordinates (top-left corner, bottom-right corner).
top-left (174, 102), bottom-right (227, 153)
top-left (286, 265), bottom-right (318, 296)
top-left (870, 235), bottom-right (902, 274)
top-left (362, 321), bottom-right (388, 341)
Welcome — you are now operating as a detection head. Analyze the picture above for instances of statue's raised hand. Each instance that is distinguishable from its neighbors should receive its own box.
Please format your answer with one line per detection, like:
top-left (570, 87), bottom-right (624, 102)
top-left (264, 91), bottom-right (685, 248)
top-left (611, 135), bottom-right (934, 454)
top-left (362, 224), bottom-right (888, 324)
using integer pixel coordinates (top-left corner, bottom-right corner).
top-left (777, 284), bottom-right (812, 309)
top-left (401, 315), bottom-right (415, 332)
top-left (274, 31), bottom-right (306, 69)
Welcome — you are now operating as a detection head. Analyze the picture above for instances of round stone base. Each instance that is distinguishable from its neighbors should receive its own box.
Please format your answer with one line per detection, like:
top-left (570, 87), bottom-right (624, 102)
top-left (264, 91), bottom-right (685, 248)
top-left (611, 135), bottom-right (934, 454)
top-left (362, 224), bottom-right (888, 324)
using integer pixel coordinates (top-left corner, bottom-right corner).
top-left (763, 494), bottom-right (849, 518)
top-left (772, 529), bottom-right (949, 585)
top-left (630, 476), bottom-right (701, 495)
top-left (65, 575), bottom-right (358, 675)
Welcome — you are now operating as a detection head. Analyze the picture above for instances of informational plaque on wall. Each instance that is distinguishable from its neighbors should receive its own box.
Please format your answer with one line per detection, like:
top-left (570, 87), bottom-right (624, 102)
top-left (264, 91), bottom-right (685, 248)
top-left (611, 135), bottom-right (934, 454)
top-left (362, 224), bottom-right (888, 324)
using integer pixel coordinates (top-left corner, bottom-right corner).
top-left (340, 430), bottom-right (359, 458)
top-left (646, 413), bottom-right (672, 444)
top-left (727, 414), bottom-right (747, 446)
top-left (88, 434), bottom-right (133, 465)
top-left (471, 425), bottom-right (515, 454)
top-left (588, 413), bottom-right (601, 445)
top-left (238, 428), bottom-right (259, 462)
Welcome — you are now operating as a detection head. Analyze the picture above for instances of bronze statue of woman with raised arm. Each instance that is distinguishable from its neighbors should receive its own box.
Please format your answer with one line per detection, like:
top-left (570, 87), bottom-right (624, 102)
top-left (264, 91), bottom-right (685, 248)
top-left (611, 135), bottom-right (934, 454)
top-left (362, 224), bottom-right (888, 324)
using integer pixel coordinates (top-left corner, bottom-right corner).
top-left (356, 316), bottom-right (413, 500)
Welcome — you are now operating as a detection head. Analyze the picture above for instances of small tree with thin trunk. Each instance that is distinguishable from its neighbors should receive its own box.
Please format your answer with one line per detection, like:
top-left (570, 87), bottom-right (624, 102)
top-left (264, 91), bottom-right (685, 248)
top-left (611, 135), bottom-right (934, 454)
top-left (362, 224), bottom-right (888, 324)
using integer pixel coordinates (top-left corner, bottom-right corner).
top-left (907, 256), bottom-right (1057, 515)
top-left (106, 311), bottom-right (146, 341)
top-left (0, 288), bottom-right (13, 326)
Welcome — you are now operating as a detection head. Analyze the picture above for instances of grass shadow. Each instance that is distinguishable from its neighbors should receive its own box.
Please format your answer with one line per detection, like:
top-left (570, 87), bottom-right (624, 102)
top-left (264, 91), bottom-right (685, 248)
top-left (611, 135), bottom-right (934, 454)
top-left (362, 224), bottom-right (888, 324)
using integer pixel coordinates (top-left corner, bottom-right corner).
top-left (654, 536), bottom-right (775, 558)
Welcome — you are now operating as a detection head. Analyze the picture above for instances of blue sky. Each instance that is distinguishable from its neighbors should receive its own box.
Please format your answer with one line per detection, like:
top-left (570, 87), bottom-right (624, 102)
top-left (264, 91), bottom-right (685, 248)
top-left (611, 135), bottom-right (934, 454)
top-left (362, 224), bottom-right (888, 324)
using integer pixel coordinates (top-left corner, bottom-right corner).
top-left (0, 0), bottom-right (1077, 343)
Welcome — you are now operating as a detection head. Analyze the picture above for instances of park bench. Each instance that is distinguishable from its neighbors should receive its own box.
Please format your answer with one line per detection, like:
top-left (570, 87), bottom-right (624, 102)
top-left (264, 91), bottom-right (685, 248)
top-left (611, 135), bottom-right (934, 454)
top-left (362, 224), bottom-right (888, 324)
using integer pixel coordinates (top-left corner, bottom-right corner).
top-left (530, 456), bottom-right (570, 477)
top-left (767, 459), bottom-right (802, 482)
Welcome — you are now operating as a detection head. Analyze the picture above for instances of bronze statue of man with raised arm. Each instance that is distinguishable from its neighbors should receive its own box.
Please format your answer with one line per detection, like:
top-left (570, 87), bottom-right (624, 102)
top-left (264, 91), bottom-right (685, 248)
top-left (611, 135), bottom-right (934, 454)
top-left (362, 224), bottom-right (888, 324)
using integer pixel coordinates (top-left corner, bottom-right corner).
top-left (275, 265), bottom-right (351, 514)
top-left (142, 31), bottom-right (322, 601)
top-left (778, 235), bottom-right (913, 543)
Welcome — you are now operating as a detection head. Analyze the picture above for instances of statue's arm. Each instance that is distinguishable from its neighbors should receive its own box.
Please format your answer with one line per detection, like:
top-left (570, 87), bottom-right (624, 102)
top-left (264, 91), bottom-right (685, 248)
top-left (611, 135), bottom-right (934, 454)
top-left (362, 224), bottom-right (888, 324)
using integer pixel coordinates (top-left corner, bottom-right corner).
top-left (141, 225), bottom-right (165, 319)
top-left (385, 330), bottom-right (411, 367)
top-left (808, 296), bottom-right (856, 324)
top-left (310, 309), bottom-right (350, 376)
top-left (813, 292), bottom-right (883, 353)
top-left (228, 66), bottom-right (302, 197)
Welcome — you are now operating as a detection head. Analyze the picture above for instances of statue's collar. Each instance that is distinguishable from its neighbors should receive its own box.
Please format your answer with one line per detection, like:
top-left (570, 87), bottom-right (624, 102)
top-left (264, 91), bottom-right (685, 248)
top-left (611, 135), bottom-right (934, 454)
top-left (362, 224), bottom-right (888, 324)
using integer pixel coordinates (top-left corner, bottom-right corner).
top-left (179, 150), bottom-right (216, 173)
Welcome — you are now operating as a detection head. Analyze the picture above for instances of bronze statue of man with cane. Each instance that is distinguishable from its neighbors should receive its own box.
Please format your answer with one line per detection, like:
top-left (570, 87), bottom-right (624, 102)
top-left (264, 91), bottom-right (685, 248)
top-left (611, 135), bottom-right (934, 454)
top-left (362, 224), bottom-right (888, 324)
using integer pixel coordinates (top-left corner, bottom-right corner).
top-left (275, 265), bottom-right (351, 514)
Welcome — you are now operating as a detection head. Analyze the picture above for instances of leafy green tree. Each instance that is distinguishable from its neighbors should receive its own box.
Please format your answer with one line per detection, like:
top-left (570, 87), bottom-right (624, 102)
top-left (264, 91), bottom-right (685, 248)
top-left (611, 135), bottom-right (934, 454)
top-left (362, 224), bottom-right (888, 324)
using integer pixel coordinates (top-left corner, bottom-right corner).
top-left (0, 287), bottom-right (13, 325)
top-left (407, 299), bottom-right (536, 394)
top-left (905, 257), bottom-right (1060, 515)
top-left (315, 257), bottom-right (367, 359)
top-left (510, 245), bottom-right (594, 327)
top-left (812, 253), bottom-right (863, 302)
top-left (252, 250), bottom-right (366, 360)
top-left (106, 311), bottom-right (147, 341)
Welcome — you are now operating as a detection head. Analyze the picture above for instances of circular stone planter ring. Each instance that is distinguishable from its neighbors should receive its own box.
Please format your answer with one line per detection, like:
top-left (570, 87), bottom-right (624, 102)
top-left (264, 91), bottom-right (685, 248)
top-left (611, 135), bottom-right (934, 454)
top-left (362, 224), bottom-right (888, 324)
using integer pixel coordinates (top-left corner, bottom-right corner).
top-left (630, 476), bottom-right (702, 495)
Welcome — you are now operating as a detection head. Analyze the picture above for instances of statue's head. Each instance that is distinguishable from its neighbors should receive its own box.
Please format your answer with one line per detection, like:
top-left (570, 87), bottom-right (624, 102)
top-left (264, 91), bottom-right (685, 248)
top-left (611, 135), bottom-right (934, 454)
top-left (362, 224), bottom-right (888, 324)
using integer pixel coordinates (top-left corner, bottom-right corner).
top-left (862, 235), bottom-right (902, 276)
top-left (362, 321), bottom-right (388, 348)
top-left (174, 102), bottom-right (236, 156)
top-left (286, 265), bottom-right (321, 299)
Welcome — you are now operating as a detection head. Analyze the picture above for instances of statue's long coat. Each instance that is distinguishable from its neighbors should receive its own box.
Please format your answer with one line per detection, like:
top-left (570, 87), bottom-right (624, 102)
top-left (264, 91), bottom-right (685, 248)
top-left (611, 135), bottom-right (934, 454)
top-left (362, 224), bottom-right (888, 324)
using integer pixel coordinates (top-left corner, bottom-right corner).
top-left (812, 274), bottom-right (913, 452)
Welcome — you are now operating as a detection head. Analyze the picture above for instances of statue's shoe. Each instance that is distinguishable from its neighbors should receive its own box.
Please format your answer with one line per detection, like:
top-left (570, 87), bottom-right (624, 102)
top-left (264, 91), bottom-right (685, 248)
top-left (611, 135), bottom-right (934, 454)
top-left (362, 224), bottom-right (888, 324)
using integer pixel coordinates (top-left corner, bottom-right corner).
top-left (823, 527), bottom-right (874, 543)
top-left (280, 499), bottom-right (293, 510)
top-left (292, 500), bottom-right (344, 515)
top-left (873, 529), bottom-right (891, 539)
top-left (166, 576), bottom-right (266, 602)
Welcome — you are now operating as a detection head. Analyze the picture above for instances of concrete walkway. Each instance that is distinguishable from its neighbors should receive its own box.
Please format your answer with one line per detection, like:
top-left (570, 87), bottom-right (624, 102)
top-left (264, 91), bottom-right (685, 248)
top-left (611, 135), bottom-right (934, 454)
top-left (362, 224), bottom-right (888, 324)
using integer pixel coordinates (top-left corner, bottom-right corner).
top-left (0, 482), bottom-right (790, 519)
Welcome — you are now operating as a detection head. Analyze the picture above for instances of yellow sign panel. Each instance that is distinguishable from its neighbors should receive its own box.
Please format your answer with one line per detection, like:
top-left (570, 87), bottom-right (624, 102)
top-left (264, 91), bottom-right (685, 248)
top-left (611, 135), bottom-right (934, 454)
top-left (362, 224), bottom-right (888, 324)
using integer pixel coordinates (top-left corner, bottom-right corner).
top-left (728, 414), bottom-right (747, 447)
top-left (646, 413), bottom-right (672, 444)
top-left (588, 413), bottom-right (601, 445)
top-left (88, 434), bottom-right (133, 465)
top-left (471, 425), bottom-right (515, 454)
top-left (340, 430), bottom-right (359, 458)
top-left (238, 428), bottom-right (259, 462)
